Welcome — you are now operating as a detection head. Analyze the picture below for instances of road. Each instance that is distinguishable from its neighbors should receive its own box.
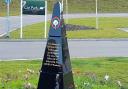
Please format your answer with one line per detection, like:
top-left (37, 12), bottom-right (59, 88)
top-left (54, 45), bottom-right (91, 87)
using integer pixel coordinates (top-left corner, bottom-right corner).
top-left (0, 13), bottom-right (128, 36)
top-left (0, 40), bottom-right (128, 60)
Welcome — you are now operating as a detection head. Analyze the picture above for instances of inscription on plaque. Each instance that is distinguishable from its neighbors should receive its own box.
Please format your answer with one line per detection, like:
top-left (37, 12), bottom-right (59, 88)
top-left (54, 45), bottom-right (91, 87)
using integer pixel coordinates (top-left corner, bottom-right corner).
top-left (44, 39), bottom-right (61, 67)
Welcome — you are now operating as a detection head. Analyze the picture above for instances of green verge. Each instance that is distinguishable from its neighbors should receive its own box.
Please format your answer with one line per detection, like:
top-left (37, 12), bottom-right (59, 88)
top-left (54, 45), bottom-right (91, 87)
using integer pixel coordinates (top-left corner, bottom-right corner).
top-left (10, 17), bottom-right (128, 39)
top-left (10, 22), bottom-right (47, 39)
top-left (0, 57), bottom-right (128, 89)
top-left (0, 9), bottom-right (20, 16)
top-left (0, 0), bottom-right (20, 16)
top-left (1, 0), bottom-right (128, 16)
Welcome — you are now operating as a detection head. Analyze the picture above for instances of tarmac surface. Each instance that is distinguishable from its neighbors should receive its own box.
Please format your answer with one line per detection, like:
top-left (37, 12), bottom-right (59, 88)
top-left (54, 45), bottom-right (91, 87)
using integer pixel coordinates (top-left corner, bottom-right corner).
top-left (0, 39), bottom-right (128, 60)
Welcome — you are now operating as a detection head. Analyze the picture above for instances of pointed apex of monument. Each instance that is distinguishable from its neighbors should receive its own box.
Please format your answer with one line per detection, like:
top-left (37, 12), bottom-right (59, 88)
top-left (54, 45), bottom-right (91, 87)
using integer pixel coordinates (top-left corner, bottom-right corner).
top-left (49, 1), bottom-right (66, 37)
top-left (37, 2), bottom-right (75, 89)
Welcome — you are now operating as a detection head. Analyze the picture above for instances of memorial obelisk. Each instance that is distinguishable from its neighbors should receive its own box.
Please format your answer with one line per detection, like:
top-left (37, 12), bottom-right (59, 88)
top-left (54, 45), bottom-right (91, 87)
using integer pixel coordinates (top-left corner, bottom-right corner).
top-left (37, 2), bottom-right (75, 89)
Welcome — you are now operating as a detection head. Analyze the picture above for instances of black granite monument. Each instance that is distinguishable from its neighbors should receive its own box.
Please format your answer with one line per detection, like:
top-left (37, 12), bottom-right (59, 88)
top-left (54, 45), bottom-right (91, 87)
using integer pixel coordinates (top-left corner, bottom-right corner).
top-left (37, 2), bottom-right (75, 89)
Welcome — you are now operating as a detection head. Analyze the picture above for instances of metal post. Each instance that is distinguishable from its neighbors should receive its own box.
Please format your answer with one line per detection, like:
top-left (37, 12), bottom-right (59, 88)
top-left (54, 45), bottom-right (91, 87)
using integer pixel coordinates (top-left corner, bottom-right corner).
top-left (61, 0), bottom-right (63, 12)
top-left (6, 2), bottom-right (10, 38)
top-left (96, 0), bottom-right (99, 29)
top-left (44, 1), bottom-right (47, 38)
top-left (66, 0), bottom-right (68, 24)
top-left (20, 0), bottom-right (23, 39)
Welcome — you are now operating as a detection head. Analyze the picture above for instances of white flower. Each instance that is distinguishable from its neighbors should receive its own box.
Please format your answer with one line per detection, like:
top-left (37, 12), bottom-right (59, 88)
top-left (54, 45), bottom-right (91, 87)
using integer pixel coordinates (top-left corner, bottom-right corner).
top-left (117, 81), bottom-right (122, 87)
top-left (27, 83), bottom-right (31, 86)
top-left (84, 82), bottom-right (90, 86)
top-left (24, 82), bottom-right (31, 89)
top-left (24, 74), bottom-right (29, 80)
top-left (18, 70), bottom-right (21, 73)
top-left (104, 74), bottom-right (109, 81)
top-left (24, 82), bottom-right (36, 89)
top-left (27, 68), bottom-right (34, 74)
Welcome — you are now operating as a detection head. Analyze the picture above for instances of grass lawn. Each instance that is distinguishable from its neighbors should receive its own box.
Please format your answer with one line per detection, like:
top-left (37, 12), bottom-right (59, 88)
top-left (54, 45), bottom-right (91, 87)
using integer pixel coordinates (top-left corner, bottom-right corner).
top-left (1, 0), bottom-right (128, 16)
top-left (0, 0), bottom-right (20, 16)
top-left (0, 57), bottom-right (128, 89)
top-left (0, 9), bottom-right (20, 16)
top-left (10, 17), bottom-right (128, 39)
